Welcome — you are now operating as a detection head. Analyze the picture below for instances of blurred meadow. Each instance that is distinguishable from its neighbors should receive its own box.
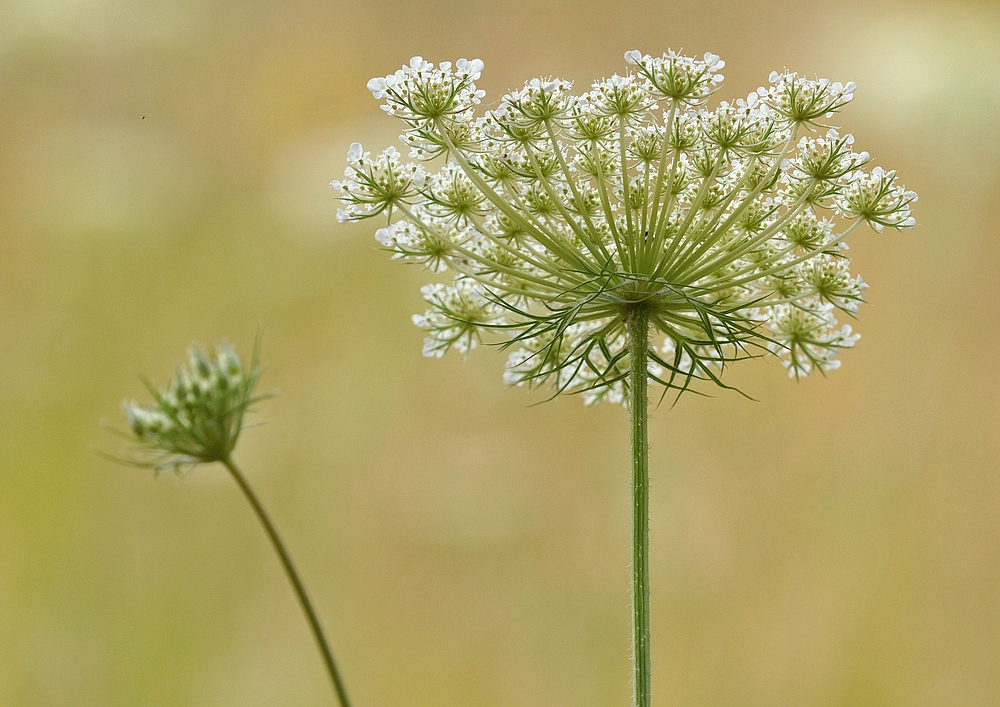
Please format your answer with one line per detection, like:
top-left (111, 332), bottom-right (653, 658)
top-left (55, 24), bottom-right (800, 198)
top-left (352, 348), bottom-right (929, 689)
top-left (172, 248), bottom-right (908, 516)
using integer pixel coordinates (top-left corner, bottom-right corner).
top-left (1, 0), bottom-right (999, 704)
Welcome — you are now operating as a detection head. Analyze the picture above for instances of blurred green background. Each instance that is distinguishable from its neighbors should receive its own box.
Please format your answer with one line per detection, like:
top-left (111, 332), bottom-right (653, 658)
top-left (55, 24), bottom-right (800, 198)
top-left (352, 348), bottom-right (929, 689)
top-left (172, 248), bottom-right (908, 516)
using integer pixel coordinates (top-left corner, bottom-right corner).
top-left (1, 0), bottom-right (998, 704)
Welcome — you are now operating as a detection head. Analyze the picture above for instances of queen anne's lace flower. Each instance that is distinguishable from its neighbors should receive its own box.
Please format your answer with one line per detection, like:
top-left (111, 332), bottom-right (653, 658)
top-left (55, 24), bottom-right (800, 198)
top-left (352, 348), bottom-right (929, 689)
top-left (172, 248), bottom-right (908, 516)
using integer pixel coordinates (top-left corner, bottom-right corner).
top-left (121, 343), bottom-right (264, 473)
top-left (335, 51), bottom-right (916, 401)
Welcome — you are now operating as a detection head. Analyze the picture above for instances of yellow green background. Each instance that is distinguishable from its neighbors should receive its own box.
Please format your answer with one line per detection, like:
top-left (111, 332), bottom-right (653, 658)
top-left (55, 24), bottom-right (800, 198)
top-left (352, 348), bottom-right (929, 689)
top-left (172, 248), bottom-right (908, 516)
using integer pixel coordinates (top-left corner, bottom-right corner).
top-left (2, 0), bottom-right (998, 704)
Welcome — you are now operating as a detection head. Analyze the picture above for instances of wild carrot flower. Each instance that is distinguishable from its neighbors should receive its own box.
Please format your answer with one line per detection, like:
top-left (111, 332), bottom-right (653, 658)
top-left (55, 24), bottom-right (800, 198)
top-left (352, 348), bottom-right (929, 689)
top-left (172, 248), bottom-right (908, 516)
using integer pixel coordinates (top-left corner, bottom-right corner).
top-left (334, 52), bottom-right (916, 397)
top-left (121, 342), bottom-right (264, 474)
top-left (334, 51), bottom-right (915, 707)
top-left (117, 341), bottom-right (352, 707)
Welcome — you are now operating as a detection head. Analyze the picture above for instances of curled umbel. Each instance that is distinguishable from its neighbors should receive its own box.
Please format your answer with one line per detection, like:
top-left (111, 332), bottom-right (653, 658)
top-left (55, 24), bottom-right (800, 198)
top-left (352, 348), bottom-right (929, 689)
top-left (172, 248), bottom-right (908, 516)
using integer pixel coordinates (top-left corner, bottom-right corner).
top-left (122, 342), bottom-right (264, 473)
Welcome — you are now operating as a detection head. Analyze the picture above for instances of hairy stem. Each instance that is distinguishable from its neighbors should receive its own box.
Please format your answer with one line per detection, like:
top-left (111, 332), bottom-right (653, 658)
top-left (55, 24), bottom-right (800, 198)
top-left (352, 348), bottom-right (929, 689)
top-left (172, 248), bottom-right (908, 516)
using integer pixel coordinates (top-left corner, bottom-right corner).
top-left (221, 457), bottom-right (352, 707)
top-left (627, 306), bottom-right (651, 707)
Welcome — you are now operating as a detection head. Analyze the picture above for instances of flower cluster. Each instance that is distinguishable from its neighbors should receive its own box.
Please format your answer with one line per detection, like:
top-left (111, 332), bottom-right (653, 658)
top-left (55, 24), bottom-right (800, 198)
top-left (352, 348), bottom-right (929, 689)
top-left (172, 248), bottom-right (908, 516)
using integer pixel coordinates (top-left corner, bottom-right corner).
top-left (334, 51), bottom-right (916, 403)
top-left (121, 342), bottom-right (264, 473)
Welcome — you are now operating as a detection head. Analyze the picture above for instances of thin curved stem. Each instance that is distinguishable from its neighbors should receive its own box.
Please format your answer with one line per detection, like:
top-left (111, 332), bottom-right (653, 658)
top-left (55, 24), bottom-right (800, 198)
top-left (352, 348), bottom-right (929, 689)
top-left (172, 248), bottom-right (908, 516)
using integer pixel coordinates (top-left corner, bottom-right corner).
top-left (627, 307), bottom-right (651, 707)
top-left (522, 141), bottom-right (609, 265)
top-left (543, 119), bottom-right (612, 263)
top-left (644, 102), bottom-right (678, 261)
top-left (593, 141), bottom-right (628, 271)
top-left (221, 457), bottom-right (352, 707)
top-left (433, 120), bottom-right (594, 271)
top-left (620, 117), bottom-right (635, 259)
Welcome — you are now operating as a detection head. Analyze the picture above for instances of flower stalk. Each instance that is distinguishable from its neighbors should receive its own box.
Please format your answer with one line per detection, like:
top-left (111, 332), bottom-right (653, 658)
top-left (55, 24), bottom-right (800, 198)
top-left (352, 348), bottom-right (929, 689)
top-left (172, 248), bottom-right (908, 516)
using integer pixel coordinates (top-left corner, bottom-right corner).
top-left (222, 457), bottom-right (352, 707)
top-left (627, 305), bottom-right (651, 707)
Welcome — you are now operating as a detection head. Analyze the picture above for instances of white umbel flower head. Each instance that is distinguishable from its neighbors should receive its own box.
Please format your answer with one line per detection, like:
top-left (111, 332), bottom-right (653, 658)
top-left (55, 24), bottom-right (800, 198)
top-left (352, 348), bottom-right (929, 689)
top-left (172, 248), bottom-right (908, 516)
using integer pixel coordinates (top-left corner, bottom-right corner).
top-left (334, 51), bottom-right (916, 403)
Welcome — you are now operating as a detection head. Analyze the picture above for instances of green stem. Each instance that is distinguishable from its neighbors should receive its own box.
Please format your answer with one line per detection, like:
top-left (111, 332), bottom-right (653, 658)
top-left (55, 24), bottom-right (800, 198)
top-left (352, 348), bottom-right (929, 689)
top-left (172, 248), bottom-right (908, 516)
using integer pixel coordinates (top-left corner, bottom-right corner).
top-left (221, 457), bottom-right (352, 707)
top-left (627, 306), bottom-right (651, 707)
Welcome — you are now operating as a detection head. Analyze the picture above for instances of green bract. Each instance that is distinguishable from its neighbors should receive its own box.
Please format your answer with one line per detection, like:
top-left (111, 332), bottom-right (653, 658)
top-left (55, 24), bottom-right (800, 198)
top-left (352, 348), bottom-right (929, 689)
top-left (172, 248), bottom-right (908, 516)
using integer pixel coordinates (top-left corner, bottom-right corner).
top-left (334, 51), bottom-right (917, 403)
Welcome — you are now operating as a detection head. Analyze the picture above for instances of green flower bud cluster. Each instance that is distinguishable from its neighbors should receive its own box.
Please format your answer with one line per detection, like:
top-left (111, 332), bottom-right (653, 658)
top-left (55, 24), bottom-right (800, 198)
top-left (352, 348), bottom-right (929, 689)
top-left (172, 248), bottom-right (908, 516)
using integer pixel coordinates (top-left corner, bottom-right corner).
top-left (122, 342), bottom-right (263, 473)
